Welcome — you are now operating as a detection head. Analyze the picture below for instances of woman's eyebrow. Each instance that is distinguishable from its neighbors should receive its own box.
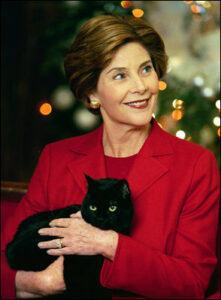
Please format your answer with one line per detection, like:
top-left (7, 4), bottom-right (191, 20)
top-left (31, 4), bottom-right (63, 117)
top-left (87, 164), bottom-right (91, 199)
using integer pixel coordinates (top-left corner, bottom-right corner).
top-left (105, 60), bottom-right (152, 74)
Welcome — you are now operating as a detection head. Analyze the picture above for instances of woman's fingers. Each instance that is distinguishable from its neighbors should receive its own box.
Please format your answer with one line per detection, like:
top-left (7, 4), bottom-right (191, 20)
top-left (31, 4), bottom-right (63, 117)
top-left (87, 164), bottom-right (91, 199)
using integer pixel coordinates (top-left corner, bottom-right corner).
top-left (38, 238), bottom-right (65, 249)
top-left (49, 218), bottom-right (71, 228)
top-left (70, 211), bottom-right (82, 218)
top-left (38, 227), bottom-right (66, 236)
top-left (47, 247), bottom-right (74, 256)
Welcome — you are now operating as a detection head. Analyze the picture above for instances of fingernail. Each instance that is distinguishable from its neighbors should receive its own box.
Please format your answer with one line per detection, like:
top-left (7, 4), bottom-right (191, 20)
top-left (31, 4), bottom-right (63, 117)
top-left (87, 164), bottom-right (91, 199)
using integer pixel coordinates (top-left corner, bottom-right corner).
top-left (38, 230), bottom-right (43, 234)
top-left (38, 243), bottom-right (43, 248)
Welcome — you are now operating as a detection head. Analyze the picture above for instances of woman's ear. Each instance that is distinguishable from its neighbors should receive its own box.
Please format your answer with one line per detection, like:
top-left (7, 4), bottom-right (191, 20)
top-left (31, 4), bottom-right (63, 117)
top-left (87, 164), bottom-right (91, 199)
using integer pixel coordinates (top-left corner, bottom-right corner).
top-left (88, 92), bottom-right (98, 102)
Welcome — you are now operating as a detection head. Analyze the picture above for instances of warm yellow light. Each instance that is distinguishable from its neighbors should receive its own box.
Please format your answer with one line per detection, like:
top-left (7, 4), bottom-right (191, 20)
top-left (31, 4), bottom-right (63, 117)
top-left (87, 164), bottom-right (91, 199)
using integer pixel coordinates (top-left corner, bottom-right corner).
top-left (202, 1), bottom-right (211, 8)
top-left (39, 102), bottom-right (52, 116)
top-left (184, 1), bottom-right (193, 4)
top-left (159, 81), bottom-right (167, 91)
top-left (191, 4), bottom-right (201, 13)
top-left (218, 128), bottom-right (221, 137)
top-left (120, 1), bottom-right (132, 8)
top-left (172, 109), bottom-right (183, 121)
top-left (132, 8), bottom-right (144, 18)
top-left (172, 99), bottom-right (184, 109)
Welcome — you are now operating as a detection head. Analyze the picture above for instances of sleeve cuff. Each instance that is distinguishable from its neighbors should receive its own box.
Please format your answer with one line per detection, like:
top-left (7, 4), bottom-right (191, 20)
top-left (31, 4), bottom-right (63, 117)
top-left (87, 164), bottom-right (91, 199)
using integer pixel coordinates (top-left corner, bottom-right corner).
top-left (100, 232), bottom-right (125, 288)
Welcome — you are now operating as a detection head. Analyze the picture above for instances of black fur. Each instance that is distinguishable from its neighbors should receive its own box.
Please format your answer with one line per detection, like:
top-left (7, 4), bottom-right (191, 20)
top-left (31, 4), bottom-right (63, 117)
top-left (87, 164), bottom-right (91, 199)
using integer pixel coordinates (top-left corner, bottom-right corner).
top-left (6, 175), bottom-right (133, 299)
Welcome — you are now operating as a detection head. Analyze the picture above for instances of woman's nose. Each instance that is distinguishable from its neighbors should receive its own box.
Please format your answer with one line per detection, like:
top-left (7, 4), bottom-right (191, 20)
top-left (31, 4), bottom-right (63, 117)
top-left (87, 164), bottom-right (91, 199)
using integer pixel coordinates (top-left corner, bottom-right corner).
top-left (130, 75), bottom-right (147, 94)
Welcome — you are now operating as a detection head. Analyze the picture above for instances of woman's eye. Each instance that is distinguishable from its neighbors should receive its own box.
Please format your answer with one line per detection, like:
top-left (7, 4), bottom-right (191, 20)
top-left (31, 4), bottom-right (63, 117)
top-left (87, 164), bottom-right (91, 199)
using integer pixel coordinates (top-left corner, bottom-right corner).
top-left (108, 205), bottom-right (117, 212)
top-left (142, 65), bottom-right (152, 74)
top-left (89, 205), bottom-right (97, 211)
top-left (113, 73), bottom-right (126, 80)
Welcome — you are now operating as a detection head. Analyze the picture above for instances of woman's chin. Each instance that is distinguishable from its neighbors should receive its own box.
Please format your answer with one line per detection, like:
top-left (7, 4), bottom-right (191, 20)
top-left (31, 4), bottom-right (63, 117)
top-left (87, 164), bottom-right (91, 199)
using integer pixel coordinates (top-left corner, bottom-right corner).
top-left (123, 115), bottom-right (153, 128)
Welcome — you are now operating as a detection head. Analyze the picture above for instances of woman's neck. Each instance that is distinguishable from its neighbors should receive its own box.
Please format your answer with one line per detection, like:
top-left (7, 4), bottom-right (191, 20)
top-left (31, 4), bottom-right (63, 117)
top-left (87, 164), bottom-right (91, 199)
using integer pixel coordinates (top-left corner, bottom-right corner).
top-left (102, 122), bottom-right (151, 157)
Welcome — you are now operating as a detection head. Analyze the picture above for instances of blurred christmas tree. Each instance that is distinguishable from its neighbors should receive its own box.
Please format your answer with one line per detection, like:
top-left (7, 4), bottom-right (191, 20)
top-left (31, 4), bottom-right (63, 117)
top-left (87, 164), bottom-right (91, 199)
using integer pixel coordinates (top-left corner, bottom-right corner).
top-left (157, 74), bottom-right (220, 165)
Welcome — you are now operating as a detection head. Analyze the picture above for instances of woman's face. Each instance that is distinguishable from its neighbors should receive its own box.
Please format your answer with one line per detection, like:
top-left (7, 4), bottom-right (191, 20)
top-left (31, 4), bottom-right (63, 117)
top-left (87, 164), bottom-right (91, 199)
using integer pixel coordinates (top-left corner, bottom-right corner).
top-left (89, 42), bottom-right (159, 128)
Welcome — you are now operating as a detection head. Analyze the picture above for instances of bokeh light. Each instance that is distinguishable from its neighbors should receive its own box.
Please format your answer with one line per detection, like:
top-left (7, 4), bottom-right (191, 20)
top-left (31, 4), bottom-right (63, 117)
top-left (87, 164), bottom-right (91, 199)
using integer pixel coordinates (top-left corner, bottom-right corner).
top-left (176, 130), bottom-right (186, 139)
top-left (215, 100), bottom-right (220, 110)
top-left (132, 8), bottom-right (144, 18)
top-left (202, 87), bottom-right (214, 98)
top-left (73, 108), bottom-right (99, 130)
top-left (172, 99), bottom-right (184, 109)
top-left (200, 126), bottom-right (214, 145)
top-left (51, 86), bottom-right (74, 110)
top-left (202, 1), bottom-right (211, 9)
top-left (191, 4), bottom-right (201, 14)
top-left (159, 80), bottom-right (167, 91)
top-left (120, 1), bottom-right (132, 8)
top-left (193, 76), bottom-right (204, 87)
top-left (39, 102), bottom-right (52, 116)
top-left (172, 109), bottom-right (184, 121)
top-left (213, 116), bottom-right (220, 127)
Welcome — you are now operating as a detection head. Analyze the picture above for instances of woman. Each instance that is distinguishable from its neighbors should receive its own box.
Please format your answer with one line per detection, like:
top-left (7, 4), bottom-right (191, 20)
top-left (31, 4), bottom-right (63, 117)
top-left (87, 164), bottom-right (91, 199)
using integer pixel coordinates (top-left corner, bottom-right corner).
top-left (1, 15), bottom-right (219, 299)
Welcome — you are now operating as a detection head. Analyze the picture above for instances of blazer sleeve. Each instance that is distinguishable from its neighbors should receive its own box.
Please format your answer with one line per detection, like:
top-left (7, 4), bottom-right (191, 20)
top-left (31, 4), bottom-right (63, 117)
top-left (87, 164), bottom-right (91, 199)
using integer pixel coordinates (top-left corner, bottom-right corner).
top-left (1, 145), bottom-right (51, 300)
top-left (100, 150), bottom-right (220, 298)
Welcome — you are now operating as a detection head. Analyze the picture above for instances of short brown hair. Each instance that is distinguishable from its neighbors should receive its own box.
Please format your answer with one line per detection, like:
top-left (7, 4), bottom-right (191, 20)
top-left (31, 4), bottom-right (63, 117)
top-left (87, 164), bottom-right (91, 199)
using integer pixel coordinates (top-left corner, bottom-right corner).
top-left (64, 15), bottom-right (168, 112)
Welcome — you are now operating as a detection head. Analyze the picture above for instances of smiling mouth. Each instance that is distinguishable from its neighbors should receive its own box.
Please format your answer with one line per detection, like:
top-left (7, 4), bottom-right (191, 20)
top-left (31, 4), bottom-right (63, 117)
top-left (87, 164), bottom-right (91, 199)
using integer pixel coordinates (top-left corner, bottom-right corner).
top-left (124, 98), bottom-right (150, 109)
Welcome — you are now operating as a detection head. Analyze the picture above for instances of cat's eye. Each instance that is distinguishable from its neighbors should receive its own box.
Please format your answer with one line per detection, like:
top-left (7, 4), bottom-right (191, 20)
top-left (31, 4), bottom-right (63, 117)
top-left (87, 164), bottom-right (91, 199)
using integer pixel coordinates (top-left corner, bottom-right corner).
top-left (109, 205), bottom-right (117, 212)
top-left (89, 205), bottom-right (97, 211)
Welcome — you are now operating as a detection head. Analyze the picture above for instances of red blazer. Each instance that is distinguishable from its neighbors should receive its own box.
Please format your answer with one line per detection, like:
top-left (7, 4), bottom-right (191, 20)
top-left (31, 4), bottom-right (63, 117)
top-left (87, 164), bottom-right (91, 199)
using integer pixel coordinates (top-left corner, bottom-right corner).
top-left (1, 119), bottom-right (219, 299)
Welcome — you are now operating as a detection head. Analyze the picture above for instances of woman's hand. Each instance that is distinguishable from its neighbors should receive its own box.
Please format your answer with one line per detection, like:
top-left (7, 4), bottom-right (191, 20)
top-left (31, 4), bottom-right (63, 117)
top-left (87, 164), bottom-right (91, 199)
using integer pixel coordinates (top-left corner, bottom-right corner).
top-left (38, 211), bottom-right (118, 260)
top-left (16, 256), bottom-right (66, 298)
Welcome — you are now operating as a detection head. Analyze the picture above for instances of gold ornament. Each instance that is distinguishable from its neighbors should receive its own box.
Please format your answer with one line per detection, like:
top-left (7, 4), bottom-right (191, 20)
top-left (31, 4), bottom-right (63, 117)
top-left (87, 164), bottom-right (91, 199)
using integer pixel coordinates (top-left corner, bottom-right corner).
top-left (90, 100), bottom-right (101, 109)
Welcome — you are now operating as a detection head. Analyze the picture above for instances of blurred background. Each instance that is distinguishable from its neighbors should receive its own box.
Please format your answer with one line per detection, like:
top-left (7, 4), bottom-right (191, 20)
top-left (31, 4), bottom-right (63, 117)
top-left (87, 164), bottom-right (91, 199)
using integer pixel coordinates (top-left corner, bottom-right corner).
top-left (1, 0), bottom-right (220, 182)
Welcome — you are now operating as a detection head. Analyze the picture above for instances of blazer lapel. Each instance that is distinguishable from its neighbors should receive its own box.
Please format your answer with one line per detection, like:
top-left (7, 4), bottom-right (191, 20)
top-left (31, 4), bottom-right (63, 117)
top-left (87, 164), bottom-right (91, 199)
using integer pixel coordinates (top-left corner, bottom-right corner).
top-left (127, 120), bottom-right (174, 198)
top-left (67, 119), bottom-right (173, 198)
top-left (67, 125), bottom-right (107, 193)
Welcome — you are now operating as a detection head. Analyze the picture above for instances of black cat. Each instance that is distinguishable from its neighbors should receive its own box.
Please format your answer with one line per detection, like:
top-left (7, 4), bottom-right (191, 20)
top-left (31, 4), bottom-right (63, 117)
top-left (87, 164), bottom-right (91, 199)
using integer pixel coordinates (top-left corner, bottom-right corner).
top-left (6, 175), bottom-right (133, 299)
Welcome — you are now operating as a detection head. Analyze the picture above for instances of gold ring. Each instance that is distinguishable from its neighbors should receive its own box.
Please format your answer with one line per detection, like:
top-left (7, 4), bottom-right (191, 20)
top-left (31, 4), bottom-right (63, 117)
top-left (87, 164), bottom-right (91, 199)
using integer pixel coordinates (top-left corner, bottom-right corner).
top-left (56, 239), bottom-right (63, 249)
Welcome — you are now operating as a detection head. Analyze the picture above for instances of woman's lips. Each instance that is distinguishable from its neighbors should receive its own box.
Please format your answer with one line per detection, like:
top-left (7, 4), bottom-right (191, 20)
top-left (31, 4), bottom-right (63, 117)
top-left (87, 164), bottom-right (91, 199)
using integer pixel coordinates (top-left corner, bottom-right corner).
top-left (124, 98), bottom-right (150, 109)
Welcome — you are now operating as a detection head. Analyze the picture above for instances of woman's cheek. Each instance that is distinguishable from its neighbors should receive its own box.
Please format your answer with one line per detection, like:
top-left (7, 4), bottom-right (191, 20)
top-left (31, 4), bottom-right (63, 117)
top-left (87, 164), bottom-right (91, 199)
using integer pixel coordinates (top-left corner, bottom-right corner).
top-left (151, 80), bottom-right (159, 94)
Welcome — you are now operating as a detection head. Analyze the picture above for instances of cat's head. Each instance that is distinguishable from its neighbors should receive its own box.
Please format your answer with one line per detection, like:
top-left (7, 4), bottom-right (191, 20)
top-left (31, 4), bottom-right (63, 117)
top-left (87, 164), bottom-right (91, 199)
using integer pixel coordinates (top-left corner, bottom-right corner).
top-left (81, 175), bottom-right (133, 234)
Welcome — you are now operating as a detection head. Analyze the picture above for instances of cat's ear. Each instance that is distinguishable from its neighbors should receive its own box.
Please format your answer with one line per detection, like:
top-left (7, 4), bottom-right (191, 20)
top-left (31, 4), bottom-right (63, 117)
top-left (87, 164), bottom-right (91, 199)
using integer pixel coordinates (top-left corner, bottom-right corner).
top-left (85, 174), bottom-right (95, 186)
top-left (118, 180), bottom-right (130, 197)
